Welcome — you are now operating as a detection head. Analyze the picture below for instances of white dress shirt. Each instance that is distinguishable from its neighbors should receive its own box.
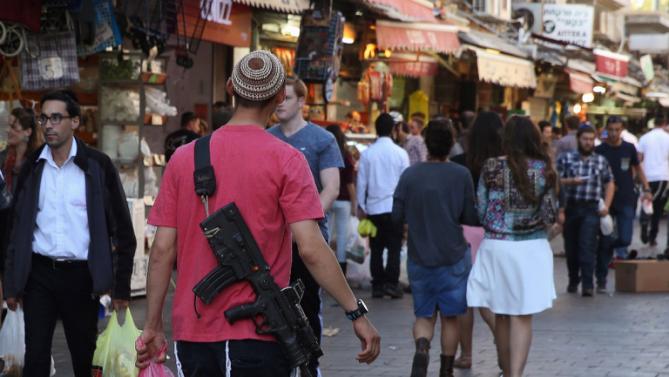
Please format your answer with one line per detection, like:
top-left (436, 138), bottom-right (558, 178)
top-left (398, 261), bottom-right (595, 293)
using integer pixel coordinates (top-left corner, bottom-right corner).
top-left (356, 136), bottom-right (410, 215)
top-left (33, 141), bottom-right (90, 260)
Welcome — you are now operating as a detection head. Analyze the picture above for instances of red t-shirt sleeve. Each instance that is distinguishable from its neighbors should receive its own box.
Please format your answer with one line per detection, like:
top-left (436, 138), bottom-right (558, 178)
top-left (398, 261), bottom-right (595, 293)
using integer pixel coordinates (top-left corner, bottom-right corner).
top-left (280, 153), bottom-right (324, 224)
top-left (147, 154), bottom-right (180, 228)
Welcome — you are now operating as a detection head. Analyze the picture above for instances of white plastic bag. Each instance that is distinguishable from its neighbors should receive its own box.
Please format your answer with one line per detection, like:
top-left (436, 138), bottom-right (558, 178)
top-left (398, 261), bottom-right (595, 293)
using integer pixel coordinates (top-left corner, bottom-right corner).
top-left (345, 218), bottom-right (366, 264)
top-left (0, 308), bottom-right (25, 375)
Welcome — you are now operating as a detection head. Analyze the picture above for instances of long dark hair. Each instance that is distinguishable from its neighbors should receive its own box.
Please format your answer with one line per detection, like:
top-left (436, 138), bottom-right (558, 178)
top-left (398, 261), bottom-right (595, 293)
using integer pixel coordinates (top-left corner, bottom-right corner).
top-left (326, 124), bottom-right (348, 160)
top-left (503, 116), bottom-right (557, 204)
top-left (11, 107), bottom-right (43, 155)
top-left (466, 111), bottom-right (503, 178)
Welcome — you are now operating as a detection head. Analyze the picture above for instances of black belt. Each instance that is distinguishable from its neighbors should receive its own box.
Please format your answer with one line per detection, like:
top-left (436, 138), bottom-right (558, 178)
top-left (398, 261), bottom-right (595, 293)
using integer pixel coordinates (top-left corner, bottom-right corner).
top-left (32, 253), bottom-right (87, 269)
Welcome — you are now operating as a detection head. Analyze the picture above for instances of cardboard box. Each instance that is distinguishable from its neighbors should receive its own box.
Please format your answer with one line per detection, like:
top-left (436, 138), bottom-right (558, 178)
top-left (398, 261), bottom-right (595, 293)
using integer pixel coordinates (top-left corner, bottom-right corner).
top-left (615, 260), bottom-right (669, 293)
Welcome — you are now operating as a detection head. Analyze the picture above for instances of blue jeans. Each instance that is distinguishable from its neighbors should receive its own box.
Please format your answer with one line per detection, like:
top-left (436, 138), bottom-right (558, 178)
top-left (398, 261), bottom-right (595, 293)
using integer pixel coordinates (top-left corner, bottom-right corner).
top-left (326, 200), bottom-right (352, 263)
top-left (596, 205), bottom-right (636, 287)
top-left (564, 202), bottom-right (600, 289)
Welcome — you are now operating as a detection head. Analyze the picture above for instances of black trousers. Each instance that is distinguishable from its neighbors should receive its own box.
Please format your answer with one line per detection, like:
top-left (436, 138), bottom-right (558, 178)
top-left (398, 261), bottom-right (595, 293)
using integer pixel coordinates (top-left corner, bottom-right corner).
top-left (23, 254), bottom-right (99, 377)
top-left (647, 181), bottom-right (669, 245)
top-left (175, 339), bottom-right (290, 377)
top-left (368, 213), bottom-right (402, 289)
top-left (290, 243), bottom-right (322, 377)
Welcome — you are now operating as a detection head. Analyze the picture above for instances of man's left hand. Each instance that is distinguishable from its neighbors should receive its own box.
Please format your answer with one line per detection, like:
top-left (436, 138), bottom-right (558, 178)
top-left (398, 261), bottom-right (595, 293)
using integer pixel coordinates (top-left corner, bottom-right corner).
top-left (599, 207), bottom-right (609, 217)
top-left (643, 191), bottom-right (653, 202)
top-left (113, 299), bottom-right (130, 311)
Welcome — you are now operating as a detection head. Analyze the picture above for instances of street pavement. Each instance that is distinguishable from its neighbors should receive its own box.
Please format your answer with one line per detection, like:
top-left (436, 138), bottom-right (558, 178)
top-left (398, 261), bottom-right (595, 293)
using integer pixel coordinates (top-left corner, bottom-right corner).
top-left (50, 223), bottom-right (669, 376)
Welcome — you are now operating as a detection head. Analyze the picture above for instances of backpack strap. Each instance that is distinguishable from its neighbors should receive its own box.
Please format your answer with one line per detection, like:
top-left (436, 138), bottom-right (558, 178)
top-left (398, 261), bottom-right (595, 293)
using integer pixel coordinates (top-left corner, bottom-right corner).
top-left (193, 135), bottom-right (216, 215)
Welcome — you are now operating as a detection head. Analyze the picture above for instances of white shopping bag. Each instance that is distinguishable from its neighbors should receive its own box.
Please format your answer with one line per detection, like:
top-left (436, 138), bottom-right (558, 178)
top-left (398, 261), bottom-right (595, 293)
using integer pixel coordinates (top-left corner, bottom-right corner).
top-left (0, 307), bottom-right (25, 375)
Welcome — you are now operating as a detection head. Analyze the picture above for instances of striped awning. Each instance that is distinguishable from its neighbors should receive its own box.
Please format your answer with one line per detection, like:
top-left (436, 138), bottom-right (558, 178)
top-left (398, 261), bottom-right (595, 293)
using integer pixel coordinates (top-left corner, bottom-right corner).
top-left (466, 46), bottom-right (537, 88)
top-left (363, 0), bottom-right (435, 22)
top-left (233, 0), bottom-right (310, 13)
top-left (376, 20), bottom-right (460, 54)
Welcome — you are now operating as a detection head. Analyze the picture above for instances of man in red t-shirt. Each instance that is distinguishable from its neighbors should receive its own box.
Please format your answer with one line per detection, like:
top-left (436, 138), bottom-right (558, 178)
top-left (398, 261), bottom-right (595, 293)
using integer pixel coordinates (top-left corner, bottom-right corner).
top-left (135, 51), bottom-right (380, 376)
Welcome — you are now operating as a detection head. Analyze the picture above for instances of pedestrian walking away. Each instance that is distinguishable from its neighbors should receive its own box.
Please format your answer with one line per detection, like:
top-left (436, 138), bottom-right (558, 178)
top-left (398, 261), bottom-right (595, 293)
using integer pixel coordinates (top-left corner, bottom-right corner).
top-left (392, 119), bottom-right (479, 377)
top-left (467, 116), bottom-right (558, 377)
top-left (4, 90), bottom-right (136, 377)
top-left (325, 124), bottom-right (357, 276)
top-left (555, 115), bottom-right (580, 158)
top-left (356, 113), bottom-right (410, 299)
top-left (451, 111), bottom-right (503, 370)
top-left (135, 50), bottom-right (380, 377)
top-left (637, 115), bottom-right (669, 253)
top-left (269, 77), bottom-right (345, 377)
top-left (557, 125), bottom-right (615, 297)
top-left (594, 116), bottom-right (652, 292)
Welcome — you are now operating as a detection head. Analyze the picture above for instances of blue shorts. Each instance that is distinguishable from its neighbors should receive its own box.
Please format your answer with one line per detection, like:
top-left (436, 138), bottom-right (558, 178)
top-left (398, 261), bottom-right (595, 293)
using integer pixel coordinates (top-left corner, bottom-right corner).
top-left (408, 250), bottom-right (471, 318)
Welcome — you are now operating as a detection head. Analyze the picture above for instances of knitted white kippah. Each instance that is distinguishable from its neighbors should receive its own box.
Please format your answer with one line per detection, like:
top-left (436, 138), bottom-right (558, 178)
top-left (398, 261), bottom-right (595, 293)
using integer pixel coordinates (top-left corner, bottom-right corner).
top-left (231, 50), bottom-right (286, 101)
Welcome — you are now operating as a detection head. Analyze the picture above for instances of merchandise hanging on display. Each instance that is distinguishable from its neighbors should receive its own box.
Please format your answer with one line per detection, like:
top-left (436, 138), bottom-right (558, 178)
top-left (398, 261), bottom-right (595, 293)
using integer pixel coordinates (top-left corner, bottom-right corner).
top-left (20, 31), bottom-right (81, 90)
top-left (358, 62), bottom-right (393, 111)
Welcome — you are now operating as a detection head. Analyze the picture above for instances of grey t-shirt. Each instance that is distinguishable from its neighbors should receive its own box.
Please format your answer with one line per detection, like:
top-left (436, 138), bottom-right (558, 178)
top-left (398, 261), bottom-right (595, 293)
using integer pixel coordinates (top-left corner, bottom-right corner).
top-left (392, 162), bottom-right (478, 267)
top-left (268, 122), bottom-right (344, 240)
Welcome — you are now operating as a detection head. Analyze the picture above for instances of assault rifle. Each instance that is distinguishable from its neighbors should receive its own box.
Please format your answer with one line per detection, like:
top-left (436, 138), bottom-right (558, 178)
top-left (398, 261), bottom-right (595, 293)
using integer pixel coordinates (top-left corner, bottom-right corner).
top-left (193, 202), bottom-right (323, 377)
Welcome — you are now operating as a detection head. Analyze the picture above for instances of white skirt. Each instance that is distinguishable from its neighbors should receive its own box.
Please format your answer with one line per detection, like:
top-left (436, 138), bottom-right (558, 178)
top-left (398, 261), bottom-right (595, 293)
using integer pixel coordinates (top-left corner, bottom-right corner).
top-left (467, 238), bottom-right (556, 315)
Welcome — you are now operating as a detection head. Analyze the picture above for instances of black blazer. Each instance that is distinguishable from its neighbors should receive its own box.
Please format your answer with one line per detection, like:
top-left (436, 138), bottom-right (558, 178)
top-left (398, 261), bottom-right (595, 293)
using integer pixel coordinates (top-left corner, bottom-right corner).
top-left (4, 138), bottom-right (136, 299)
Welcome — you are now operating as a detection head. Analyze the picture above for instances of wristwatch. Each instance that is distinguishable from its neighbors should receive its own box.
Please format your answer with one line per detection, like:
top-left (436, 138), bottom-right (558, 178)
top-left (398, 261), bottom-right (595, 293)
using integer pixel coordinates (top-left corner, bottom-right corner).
top-left (345, 299), bottom-right (368, 321)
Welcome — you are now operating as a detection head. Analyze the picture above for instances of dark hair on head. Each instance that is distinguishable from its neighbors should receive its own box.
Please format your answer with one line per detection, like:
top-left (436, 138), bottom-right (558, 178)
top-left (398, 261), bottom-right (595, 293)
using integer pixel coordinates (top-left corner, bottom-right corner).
top-left (395, 121), bottom-right (410, 135)
top-left (538, 120), bottom-right (552, 131)
top-left (424, 118), bottom-right (455, 159)
top-left (10, 107), bottom-right (44, 154)
top-left (503, 116), bottom-right (557, 205)
top-left (376, 113), bottom-right (394, 137)
top-left (410, 112), bottom-right (426, 120)
top-left (466, 111), bottom-right (503, 179)
top-left (606, 116), bottom-right (625, 126)
top-left (577, 125), bottom-right (596, 138)
top-left (326, 124), bottom-right (348, 159)
top-left (655, 114), bottom-right (667, 126)
top-left (565, 115), bottom-right (580, 130)
top-left (40, 89), bottom-right (80, 118)
top-left (180, 112), bottom-right (198, 128)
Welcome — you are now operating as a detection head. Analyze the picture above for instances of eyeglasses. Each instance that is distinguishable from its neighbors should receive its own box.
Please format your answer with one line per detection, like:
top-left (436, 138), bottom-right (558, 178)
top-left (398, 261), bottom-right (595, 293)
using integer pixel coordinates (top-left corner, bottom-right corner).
top-left (38, 113), bottom-right (72, 126)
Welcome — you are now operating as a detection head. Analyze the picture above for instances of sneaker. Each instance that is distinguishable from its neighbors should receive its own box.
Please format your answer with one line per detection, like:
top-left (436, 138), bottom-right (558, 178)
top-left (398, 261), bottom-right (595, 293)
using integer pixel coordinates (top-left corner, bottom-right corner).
top-left (372, 286), bottom-right (384, 298)
top-left (567, 284), bottom-right (578, 293)
top-left (627, 250), bottom-right (638, 260)
top-left (596, 285), bottom-right (607, 294)
top-left (384, 283), bottom-right (404, 299)
top-left (582, 288), bottom-right (594, 297)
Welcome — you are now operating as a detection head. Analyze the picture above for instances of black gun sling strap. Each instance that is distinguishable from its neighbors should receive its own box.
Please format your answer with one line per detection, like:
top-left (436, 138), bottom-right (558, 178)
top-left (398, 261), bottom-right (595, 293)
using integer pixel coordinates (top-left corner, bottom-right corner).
top-left (193, 135), bottom-right (216, 215)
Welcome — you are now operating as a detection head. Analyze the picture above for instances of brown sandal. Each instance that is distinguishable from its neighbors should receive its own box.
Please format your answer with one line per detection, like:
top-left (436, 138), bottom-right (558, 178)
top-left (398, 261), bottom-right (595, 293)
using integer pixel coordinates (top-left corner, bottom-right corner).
top-left (453, 355), bottom-right (472, 369)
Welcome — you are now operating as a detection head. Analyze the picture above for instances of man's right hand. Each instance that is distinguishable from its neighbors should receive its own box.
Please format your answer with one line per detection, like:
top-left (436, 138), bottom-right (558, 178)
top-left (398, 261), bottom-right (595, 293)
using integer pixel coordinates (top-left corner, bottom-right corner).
top-left (352, 317), bottom-right (381, 364)
top-left (356, 206), bottom-right (367, 220)
top-left (135, 328), bottom-right (167, 369)
top-left (6, 297), bottom-right (20, 311)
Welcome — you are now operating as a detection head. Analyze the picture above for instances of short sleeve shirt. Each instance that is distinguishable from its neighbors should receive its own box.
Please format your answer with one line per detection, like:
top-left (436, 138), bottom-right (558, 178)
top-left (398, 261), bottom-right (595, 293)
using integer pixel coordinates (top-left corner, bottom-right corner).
top-left (595, 141), bottom-right (639, 210)
top-left (148, 125), bottom-right (323, 343)
top-left (268, 122), bottom-right (344, 239)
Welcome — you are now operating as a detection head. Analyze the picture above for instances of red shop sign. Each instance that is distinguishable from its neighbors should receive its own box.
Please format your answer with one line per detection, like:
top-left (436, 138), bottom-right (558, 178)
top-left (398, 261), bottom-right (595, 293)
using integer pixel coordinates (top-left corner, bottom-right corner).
top-left (594, 49), bottom-right (629, 78)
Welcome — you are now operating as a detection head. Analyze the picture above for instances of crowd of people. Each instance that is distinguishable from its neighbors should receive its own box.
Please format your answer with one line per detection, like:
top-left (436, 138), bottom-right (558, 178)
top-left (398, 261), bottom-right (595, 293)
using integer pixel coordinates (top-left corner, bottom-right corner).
top-left (2, 49), bottom-right (669, 377)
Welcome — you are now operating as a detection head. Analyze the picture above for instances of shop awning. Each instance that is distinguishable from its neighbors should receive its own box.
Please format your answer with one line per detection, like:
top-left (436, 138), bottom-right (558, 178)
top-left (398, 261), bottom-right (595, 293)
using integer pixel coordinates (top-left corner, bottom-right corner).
top-left (458, 30), bottom-right (529, 58)
top-left (566, 69), bottom-right (594, 94)
top-left (466, 46), bottom-right (536, 88)
top-left (363, 0), bottom-right (436, 22)
top-left (376, 20), bottom-right (460, 54)
top-left (233, 0), bottom-right (310, 13)
top-left (388, 54), bottom-right (438, 77)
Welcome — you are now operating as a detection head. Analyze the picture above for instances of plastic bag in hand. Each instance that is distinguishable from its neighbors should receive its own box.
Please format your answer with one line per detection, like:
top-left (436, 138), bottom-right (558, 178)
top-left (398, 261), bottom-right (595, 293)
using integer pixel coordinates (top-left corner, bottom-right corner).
top-left (136, 339), bottom-right (175, 377)
top-left (92, 307), bottom-right (142, 377)
top-left (0, 307), bottom-right (25, 376)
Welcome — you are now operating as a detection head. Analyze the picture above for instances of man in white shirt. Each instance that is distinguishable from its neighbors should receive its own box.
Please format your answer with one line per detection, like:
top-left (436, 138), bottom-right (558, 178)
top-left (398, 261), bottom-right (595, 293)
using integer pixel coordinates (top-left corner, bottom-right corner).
top-left (4, 90), bottom-right (135, 377)
top-left (637, 115), bottom-right (669, 250)
top-left (357, 113), bottom-right (410, 298)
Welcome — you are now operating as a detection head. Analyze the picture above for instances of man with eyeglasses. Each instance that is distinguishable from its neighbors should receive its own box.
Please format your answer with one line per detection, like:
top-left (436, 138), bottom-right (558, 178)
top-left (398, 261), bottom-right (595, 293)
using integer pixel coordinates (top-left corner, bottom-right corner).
top-left (3, 90), bottom-right (136, 377)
